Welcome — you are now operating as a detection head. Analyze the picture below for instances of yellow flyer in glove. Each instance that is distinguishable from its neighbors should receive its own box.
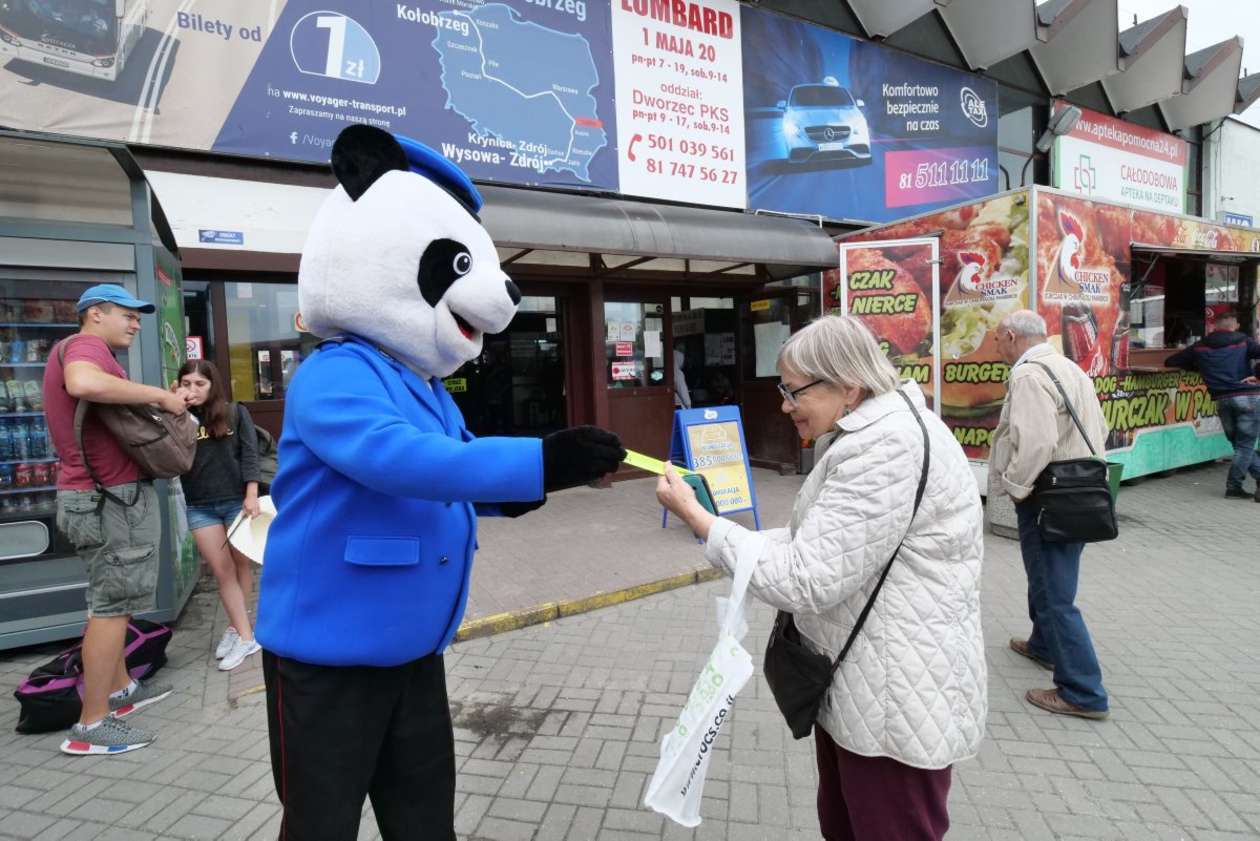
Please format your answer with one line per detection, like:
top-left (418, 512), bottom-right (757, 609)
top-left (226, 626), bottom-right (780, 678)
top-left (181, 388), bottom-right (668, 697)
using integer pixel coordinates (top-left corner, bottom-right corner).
top-left (623, 450), bottom-right (717, 515)
top-left (622, 449), bottom-right (694, 476)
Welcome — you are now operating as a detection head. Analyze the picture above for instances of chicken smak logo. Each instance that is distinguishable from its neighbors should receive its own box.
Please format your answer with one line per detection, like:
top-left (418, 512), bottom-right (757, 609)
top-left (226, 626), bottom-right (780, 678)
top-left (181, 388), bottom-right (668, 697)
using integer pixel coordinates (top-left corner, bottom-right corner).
top-left (1045, 210), bottom-right (1110, 303)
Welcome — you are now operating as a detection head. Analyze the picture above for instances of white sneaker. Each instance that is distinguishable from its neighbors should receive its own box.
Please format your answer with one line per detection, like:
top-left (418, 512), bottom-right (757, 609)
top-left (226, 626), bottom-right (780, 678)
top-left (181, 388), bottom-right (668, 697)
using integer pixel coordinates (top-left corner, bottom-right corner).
top-left (215, 627), bottom-right (240, 660)
top-left (218, 637), bottom-right (261, 671)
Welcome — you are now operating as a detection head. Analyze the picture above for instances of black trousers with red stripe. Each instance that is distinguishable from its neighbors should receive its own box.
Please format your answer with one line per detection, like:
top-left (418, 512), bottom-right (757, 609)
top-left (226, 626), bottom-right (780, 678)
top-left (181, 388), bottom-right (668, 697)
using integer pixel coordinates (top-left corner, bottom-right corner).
top-left (263, 650), bottom-right (456, 841)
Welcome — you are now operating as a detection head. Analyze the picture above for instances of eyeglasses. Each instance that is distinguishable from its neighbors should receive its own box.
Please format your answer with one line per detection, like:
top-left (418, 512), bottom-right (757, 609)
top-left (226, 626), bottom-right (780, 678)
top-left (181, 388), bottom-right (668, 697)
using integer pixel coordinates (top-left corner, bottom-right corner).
top-left (777, 379), bottom-right (824, 407)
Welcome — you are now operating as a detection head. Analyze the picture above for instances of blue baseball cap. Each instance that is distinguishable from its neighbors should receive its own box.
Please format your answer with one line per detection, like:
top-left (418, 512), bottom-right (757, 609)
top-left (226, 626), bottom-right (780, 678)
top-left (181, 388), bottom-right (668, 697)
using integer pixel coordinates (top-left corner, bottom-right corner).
top-left (76, 284), bottom-right (155, 314)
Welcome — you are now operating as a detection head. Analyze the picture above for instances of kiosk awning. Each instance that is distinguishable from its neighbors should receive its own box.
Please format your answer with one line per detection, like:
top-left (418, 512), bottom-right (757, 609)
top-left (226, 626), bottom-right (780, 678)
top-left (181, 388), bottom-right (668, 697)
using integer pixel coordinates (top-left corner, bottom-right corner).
top-left (146, 171), bottom-right (839, 280)
top-left (1131, 243), bottom-right (1260, 261)
top-left (478, 185), bottom-right (838, 280)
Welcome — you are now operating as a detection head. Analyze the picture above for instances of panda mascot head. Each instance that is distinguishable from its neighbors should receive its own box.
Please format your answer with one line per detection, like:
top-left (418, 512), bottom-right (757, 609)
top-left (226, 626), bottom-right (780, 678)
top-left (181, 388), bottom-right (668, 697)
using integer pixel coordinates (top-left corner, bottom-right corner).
top-left (299, 124), bottom-right (521, 378)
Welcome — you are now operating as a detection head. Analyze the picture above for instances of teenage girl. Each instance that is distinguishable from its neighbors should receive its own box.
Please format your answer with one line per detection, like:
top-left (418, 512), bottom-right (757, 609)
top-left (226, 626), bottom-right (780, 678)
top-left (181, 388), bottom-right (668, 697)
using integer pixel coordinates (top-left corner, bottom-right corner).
top-left (175, 360), bottom-right (262, 671)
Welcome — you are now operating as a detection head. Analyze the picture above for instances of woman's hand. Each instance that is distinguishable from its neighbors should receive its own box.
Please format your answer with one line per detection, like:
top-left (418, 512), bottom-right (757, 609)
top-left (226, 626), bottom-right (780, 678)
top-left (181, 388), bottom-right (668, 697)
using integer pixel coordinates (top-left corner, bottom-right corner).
top-left (243, 485), bottom-right (261, 519)
top-left (656, 464), bottom-right (717, 540)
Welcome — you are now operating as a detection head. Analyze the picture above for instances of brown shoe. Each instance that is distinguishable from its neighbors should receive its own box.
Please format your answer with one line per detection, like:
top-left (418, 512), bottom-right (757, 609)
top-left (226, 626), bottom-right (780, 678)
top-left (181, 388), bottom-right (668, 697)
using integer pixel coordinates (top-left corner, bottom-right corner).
top-left (1009, 638), bottom-right (1054, 670)
top-left (1026, 688), bottom-right (1109, 720)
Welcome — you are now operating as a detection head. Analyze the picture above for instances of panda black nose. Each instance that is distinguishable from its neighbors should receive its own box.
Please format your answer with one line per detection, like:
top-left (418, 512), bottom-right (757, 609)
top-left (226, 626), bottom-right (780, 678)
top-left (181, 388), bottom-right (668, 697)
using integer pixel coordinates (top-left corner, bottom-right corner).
top-left (505, 279), bottom-right (522, 305)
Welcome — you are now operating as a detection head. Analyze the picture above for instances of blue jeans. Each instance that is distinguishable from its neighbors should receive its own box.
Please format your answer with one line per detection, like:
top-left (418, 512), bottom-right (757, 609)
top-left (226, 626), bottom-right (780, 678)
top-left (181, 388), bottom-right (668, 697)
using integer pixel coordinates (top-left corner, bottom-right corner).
top-left (1216, 395), bottom-right (1260, 491)
top-left (1015, 500), bottom-right (1108, 712)
top-left (186, 498), bottom-right (244, 531)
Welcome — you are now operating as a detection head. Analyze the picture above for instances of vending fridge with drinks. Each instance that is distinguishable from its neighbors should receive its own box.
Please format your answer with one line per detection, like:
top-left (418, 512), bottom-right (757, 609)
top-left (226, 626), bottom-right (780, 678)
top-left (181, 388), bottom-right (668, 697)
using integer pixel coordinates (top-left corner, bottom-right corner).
top-left (828, 186), bottom-right (1260, 488)
top-left (0, 132), bottom-right (197, 651)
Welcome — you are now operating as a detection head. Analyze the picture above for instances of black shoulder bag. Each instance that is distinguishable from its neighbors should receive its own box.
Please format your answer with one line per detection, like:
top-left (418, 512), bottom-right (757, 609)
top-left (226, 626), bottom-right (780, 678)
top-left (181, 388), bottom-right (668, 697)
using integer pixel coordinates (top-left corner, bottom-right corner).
top-left (763, 390), bottom-right (930, 740)
top-left (1027, 361), bottom-right (1118, 544)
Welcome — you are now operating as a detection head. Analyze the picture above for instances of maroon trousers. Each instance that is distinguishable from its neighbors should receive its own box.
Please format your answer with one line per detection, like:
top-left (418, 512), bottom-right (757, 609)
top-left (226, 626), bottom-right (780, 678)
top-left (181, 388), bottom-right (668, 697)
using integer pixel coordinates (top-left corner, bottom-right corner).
top-left (815, 727), bottom-right (952, 841)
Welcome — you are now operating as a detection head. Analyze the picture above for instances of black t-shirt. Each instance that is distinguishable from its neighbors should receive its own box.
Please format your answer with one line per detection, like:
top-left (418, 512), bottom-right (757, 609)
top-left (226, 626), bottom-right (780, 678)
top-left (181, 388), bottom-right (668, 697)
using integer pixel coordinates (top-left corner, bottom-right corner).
top-left (182, 403), bottom-right (261, 505)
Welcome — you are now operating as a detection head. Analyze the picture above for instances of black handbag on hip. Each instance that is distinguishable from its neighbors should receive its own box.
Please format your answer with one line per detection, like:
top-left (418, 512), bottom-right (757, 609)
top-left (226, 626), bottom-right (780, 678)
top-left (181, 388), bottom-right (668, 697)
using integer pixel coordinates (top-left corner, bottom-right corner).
top-left (763, 390), bottom-right (930, 740)
top-left (1028, 361), bottom-right (1118, 544)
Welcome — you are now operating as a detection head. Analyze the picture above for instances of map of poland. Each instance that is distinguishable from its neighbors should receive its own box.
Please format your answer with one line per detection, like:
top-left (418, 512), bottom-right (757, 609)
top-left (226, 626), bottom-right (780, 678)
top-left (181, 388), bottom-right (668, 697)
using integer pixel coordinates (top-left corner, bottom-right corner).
top-left (433, 4), bottom-right (606, 182)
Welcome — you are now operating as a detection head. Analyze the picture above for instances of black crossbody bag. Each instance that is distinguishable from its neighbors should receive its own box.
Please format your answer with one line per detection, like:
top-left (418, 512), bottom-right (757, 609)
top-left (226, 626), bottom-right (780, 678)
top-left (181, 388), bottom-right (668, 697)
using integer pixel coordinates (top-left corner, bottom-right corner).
top-left (1027, 361), bottom-right (1118, 544)
top-left (763, 390), bottom-right (929, 740)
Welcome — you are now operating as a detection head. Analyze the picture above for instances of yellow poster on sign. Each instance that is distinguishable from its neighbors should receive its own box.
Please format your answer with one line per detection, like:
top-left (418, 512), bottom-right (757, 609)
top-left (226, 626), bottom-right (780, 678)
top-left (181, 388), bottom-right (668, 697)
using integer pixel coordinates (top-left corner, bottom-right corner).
top-left (685, 421), bottom-right (753, 514)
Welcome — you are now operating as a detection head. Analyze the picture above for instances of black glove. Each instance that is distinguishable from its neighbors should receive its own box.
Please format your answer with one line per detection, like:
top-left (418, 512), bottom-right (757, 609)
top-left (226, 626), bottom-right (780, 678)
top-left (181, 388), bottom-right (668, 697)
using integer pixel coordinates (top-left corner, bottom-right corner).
top-left (541, 425), bottom-right (626, 493)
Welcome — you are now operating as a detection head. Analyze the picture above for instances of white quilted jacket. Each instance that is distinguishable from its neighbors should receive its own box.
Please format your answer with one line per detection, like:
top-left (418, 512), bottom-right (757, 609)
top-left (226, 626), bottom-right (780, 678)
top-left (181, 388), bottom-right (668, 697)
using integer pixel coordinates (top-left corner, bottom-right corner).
top-left (705, 382), bottom-right (987, 768)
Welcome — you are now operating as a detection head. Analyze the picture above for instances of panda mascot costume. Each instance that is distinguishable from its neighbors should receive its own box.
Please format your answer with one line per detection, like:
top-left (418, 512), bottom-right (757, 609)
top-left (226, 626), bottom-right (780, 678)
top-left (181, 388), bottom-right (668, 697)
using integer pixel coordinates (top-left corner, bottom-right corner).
top-left (255, 124), bottom-right (624, 840)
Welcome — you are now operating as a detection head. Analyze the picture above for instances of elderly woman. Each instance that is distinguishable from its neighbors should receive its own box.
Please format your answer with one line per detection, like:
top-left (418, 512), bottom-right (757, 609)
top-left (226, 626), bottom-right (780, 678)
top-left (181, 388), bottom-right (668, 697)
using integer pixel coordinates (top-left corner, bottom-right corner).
top-left (658, 316), bottom-right (986, 841)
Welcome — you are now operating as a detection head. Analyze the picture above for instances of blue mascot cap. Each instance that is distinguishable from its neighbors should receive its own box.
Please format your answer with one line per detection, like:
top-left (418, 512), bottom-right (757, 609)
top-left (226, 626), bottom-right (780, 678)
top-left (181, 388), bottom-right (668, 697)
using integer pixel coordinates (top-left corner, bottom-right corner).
top-left (396, 134), bottom-right (484, 215)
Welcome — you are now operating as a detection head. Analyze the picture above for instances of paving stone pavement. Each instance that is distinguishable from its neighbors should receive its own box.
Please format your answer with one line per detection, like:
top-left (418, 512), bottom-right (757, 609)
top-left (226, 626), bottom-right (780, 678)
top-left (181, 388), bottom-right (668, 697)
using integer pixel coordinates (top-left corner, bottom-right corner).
top-left (2, 462), bottom-right (1259, 840)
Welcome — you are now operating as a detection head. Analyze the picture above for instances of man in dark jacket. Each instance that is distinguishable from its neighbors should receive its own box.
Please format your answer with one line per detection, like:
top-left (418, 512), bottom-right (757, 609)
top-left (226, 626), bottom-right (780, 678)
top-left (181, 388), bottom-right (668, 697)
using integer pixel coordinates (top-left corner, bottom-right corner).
top-left (1165, 313), bottom-right (1260, 500)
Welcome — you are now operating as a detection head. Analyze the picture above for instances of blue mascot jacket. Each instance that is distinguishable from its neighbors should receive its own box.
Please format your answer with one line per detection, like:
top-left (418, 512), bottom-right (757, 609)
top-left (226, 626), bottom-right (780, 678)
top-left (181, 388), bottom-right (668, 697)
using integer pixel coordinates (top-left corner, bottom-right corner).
top-left (255, 335), bottom-right (543, 667)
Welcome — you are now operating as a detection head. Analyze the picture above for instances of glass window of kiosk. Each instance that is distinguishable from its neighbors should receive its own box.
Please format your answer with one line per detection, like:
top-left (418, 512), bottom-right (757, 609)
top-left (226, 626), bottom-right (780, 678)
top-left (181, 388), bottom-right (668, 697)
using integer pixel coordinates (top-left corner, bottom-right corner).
top-left (605, 301), bottom-right (666, 388)
top-left (0, 274), bottom-right (133, 568)
top-left (1128, 257), bottom-right (1240, 351)
top-left (225, 281), bottom-right (318, 401)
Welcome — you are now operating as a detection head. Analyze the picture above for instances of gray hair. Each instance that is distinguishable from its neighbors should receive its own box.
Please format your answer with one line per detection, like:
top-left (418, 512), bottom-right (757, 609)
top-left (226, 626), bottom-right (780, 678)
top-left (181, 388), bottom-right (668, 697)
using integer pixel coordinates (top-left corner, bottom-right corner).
top-left (998, 309), bottom-right (1048, 338)
top-left (777, 315), bottom-right (900, 396)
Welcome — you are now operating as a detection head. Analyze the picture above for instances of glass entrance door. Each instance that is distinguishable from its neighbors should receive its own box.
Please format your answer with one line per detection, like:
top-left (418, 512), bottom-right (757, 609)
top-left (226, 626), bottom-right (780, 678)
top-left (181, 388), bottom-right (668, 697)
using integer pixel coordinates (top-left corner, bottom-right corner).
top-left (604, 296), bottom-right (673, 458)
top-left (448, 296), bottom-right (567, 438)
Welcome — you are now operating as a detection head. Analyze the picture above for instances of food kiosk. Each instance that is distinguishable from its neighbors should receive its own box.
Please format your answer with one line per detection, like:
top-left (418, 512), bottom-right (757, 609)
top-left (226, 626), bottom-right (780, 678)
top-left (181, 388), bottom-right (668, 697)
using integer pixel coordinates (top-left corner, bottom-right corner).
top-left (829, 186), bottom-right (1259, 486)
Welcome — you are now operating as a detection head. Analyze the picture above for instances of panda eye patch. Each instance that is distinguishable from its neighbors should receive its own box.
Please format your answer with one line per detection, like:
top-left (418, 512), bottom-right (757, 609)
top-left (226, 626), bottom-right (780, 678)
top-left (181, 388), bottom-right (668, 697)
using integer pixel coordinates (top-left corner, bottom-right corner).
top-left (417, 238), bottom-right (472, 307)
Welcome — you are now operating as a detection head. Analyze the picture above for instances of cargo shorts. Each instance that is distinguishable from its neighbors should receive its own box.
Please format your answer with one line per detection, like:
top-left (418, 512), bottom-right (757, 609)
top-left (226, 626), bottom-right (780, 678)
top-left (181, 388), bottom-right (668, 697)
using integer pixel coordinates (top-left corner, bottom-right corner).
top-left (56, 482), bottom-right (160, 618)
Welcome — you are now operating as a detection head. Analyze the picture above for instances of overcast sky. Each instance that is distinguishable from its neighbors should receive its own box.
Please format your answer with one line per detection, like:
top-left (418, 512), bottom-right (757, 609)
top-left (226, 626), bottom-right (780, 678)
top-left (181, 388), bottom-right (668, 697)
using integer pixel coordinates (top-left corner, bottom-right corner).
top-left (1116, 0), bottom-right (1257, 126)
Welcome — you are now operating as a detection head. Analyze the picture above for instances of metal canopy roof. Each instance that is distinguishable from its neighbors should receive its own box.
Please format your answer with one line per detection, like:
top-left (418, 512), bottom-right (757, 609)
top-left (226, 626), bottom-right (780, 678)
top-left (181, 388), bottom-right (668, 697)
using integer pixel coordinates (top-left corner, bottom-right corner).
top-left (1102, 6), bottom-right (1187, 114)
top-left (844, 0), bottom-right (945, 40)
top-left (821, 0), bottom-right (1250, 131)
top-left (1159, 38), bottom-right (1245, 130)
top-left (1028, 0), bottom-right (1120, 96)
top-left (477, 186), bottom-right (839, 281)
top-left (1235, 73), bottom-right (1260, 115)
top-left (938, 0), bottom-right (1037, 71)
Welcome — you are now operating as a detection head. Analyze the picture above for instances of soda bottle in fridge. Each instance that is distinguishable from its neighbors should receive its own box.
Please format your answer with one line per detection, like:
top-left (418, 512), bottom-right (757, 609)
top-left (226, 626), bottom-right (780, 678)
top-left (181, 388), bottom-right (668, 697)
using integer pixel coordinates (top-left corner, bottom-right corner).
top-left (11, 418), bottom-right (29, 460)
top-left (28, 417), bottom-right (48, 460)
top-left (0, 419), bottom-right (11, 461)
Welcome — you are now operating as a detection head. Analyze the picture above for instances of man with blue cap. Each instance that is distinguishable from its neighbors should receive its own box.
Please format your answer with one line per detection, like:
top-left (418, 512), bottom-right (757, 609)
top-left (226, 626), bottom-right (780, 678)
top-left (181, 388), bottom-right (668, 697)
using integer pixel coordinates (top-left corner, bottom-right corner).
top-left (42, 284), bottom-right (188, 756)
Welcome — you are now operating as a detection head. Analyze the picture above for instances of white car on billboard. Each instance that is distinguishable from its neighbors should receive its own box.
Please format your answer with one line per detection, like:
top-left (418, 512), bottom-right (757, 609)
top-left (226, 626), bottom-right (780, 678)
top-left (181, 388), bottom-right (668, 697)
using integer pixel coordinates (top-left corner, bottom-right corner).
top-left (777, 77), bottom-right (871, 166)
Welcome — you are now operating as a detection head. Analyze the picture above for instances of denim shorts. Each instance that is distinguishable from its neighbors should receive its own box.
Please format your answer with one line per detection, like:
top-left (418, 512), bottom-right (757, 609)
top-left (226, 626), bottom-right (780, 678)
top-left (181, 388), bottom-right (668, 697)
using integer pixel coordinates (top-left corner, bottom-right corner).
top-left (186, 498), bottom-right (244, 531)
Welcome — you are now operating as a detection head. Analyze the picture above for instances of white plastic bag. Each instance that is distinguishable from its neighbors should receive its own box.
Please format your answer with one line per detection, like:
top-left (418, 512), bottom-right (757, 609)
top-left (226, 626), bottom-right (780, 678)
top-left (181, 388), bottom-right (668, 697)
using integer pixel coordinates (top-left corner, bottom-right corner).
top-left (644, 534), bottom-right (764, 827)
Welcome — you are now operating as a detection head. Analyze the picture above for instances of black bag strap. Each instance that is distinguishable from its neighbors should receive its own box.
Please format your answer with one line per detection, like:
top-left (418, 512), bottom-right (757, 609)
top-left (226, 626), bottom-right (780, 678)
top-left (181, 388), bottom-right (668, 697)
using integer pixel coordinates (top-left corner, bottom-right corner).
top-left (58, 339), bottom-right (140, 508)
top-left (1029, 360), bottom-right (1096, 457)
top-left (830, 389), bottom-right (931, 675)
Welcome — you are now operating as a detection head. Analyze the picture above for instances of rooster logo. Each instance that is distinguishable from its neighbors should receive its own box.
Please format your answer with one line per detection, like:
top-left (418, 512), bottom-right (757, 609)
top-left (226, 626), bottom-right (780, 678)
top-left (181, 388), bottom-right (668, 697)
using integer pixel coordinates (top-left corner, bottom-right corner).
top-left (1057, 212), bottom-right (1084, 285)
top-left (956, 250), bottom-right (988, 294)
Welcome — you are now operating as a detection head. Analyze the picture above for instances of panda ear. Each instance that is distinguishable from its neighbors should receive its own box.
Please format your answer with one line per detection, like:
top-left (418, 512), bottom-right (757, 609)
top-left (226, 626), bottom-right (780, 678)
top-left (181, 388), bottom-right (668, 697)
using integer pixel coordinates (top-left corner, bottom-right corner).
top-left (331, 125), bottom-right (408, 201)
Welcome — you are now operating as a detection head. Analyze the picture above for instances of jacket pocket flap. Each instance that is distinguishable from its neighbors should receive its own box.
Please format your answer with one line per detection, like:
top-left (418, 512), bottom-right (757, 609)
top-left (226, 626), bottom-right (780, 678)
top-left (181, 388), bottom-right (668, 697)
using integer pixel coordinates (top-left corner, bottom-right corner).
top-left (344, 537), bottom-right (420, 567)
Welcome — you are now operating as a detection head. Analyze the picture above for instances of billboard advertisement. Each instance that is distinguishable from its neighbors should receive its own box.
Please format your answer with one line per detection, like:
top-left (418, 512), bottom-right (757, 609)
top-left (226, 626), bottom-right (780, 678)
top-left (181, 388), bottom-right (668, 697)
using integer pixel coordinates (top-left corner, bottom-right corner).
top-left (0, 0), bottom-right (618, 190)
top-left (741, 6), bottom-right (998, 225)
top-left (832, 239), bottom-right (939, 410)
top-left (612, 0), bottom-right (745, 208)
top-left (841, 193), bottom-right (1031, 459)
top-left (1051, 102), bottom-right (1188, 214)
top-left (1, 1), bottom-right (1000, 215)
top-left (1035, 192), bottom-right (1235, 471)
